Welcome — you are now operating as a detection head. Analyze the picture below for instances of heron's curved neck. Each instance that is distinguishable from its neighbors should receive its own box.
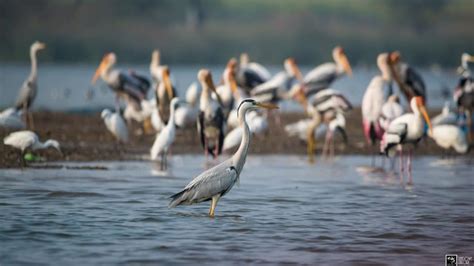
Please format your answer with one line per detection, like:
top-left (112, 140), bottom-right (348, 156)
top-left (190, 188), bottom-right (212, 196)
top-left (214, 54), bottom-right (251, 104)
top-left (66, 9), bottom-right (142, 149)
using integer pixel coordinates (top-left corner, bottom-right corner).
top-left (29, 48), bottom-right (38, 81)
top-left (233, 108), bottom-right (251, 172)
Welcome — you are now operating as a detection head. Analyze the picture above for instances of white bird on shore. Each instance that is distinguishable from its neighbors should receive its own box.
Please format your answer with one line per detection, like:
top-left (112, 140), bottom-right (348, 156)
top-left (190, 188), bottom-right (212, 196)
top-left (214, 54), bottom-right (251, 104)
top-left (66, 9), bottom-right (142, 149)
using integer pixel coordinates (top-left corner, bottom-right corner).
top-left (150, 98), bottom-right (180, 170)
top-left (3, 130), bottom-right (61, 166)
top-left (174, 82), bottom-right (201, 128)
top-left (381, 96), bottom-right (432, 184)
top-left (222, 111), bottom-right (268, 152)
top-left (0, 108), bottom-right (26, 129)
top-left (101, 109), bottom-right (129, 143)
top-left (432, 101), bottom-right (457, 126)
top-left (429, 125), bottom-right (468, 154)
top-left (169, 99), bottom-right (278, 217)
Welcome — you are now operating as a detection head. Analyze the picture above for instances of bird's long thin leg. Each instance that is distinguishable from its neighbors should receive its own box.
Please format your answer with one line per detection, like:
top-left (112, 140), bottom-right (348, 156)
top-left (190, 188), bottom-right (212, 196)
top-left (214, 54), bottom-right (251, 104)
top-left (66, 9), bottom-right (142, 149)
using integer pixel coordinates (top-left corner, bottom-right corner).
top-left (20, 150), bottom-right (26, 169)
top-left (399, 147), bottom-right (404, 183)
top-left (371, 147), bottom-right (375, 167)
top-left (214, 139), bottom-right (219, 159)
top-left (322, 130), bottom-right (330, 160)
top-left (307, 129), bottom-right (316, 164)
top-left (407, 149), bottom-right (413, 185)
top-left (115, 95), bottom-right (121, 113)
top-left (209, 195), bottom-right (220, 217)
top-left (329, 132), bottom-right (335, 159)
top-left (28, 111), bottom-right (35, 130)
top-left (467, 110), bottom-right (472, 143)
top-left (204, 138), bottom-right (209, 160)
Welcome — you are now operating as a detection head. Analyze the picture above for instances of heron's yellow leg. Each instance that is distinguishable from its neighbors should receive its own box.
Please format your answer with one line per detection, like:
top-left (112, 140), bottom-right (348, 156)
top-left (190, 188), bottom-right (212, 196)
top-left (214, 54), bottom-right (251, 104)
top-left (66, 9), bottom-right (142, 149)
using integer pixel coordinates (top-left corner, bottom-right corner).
top-left (209, 195), bottom-right (220, 217)
top-left (143, 117), bottom-right (153, 134)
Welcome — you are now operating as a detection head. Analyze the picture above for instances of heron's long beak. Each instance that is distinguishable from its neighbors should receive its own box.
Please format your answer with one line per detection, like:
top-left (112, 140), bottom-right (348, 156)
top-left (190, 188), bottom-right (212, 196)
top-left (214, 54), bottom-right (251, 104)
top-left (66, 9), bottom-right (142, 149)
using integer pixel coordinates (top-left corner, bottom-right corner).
top-left (340, 53), bottom-right (352, 76)
top-left (419, 105), bottom-right (432, 134)
top-left (92, 58), bottom-right (108, 84)
top-left (256, 102), bottom-right (279, 109)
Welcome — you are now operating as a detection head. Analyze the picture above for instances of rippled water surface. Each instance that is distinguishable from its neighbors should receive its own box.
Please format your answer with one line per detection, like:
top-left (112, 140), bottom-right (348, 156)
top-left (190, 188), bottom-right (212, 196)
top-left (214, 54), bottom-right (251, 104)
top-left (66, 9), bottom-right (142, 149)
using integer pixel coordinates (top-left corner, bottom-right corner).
top-left (0, 155), bottom-right (473, 265)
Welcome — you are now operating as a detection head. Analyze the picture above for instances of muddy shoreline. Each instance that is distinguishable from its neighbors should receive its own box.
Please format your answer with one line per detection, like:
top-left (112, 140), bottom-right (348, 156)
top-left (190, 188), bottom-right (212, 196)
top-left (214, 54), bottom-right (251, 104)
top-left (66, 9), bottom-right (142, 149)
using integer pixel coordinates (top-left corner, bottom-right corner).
top-left (0, 108), bottom-right (471, 168)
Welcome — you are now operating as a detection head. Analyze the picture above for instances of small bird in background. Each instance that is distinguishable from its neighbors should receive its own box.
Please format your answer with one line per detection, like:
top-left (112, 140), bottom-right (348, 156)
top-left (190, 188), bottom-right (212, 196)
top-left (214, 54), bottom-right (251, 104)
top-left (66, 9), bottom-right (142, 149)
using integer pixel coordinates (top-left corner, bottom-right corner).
top-left (101, 109), bottom-right (129, 143)
top-left (3, 130), bottom-right (61, 167)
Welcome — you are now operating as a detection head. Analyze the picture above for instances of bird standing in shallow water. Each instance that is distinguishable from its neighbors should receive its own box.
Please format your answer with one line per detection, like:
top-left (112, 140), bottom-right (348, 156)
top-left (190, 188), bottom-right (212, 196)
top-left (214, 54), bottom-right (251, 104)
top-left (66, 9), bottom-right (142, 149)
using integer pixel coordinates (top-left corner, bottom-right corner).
top-left (3, 130), bottom-right (61, 167)
top-left (169, 99), bottom-right (278, 217)
top-left (381, 96), bottom-right (432, 184)
top-left (15, 41), bottom-right (46, 129)
top-left (150, 98), bottom-right (180, 170)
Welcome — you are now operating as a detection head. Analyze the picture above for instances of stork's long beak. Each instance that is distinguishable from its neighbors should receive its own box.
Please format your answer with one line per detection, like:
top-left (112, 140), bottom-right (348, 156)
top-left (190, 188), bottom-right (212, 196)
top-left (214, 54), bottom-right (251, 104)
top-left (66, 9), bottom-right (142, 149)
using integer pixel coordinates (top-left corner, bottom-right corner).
top-left (419, 105), bottom-right (432, 134)
top-left (163, 71), bottom-right (174, 98)
top-left (256, 102), bottom-right (279, 109)
top-left (340, 53), bottom-right (352, 76)
top-left (229, 75), bottom-right (238, 94)
top-left (92, 58), bottom-right (108, 84)
top-left (292, 62), bottom-right (304, 81)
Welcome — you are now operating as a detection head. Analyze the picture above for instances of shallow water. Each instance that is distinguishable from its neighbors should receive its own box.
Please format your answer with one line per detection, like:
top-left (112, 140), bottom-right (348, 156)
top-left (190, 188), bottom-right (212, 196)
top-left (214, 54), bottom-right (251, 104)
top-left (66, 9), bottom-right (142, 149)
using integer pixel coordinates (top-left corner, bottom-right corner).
top-left (0, 63), bottom-right (458, 111)
top-left (0, 155), bottom-right (473, 265)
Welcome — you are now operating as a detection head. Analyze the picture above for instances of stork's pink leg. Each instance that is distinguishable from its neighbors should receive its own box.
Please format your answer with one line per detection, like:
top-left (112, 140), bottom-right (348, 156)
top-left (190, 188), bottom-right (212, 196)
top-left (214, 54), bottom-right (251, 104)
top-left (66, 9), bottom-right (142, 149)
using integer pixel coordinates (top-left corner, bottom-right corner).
top-left (407, 149), bottom-right (413, 185)
top-left (399, 146), bottom-right (404, 183)
top-left (214, 139), bottom-right (219, 159)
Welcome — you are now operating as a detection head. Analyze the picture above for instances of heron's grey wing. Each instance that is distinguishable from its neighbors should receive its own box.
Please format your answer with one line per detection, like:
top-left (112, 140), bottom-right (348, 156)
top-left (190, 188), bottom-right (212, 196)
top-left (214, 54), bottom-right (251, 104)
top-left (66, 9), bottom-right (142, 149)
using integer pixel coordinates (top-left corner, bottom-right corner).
top-left (169, 160), bottom-right (238, 207)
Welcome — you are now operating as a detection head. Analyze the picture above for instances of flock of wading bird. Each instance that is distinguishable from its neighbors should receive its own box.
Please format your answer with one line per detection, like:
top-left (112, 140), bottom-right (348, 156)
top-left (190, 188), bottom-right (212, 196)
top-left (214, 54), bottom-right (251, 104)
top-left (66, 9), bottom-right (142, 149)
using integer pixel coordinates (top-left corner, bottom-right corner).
top-left (1, 41), bottom-right (473, 216)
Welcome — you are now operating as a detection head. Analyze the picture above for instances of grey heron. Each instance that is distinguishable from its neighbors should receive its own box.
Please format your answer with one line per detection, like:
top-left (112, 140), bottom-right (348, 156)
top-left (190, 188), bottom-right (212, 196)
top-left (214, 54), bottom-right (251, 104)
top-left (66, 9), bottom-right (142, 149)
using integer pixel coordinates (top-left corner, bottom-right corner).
top-left (15, 41), bottom-right (46, 129)
top-left (169, 99), bottom-right (278, 217)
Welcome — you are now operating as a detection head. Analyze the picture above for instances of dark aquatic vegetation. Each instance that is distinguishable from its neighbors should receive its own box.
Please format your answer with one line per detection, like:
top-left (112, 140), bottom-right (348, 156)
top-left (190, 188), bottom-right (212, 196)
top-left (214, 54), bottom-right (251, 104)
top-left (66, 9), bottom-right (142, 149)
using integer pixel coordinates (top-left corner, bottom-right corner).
top-left (0, 155), bottom-right (472, 265)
